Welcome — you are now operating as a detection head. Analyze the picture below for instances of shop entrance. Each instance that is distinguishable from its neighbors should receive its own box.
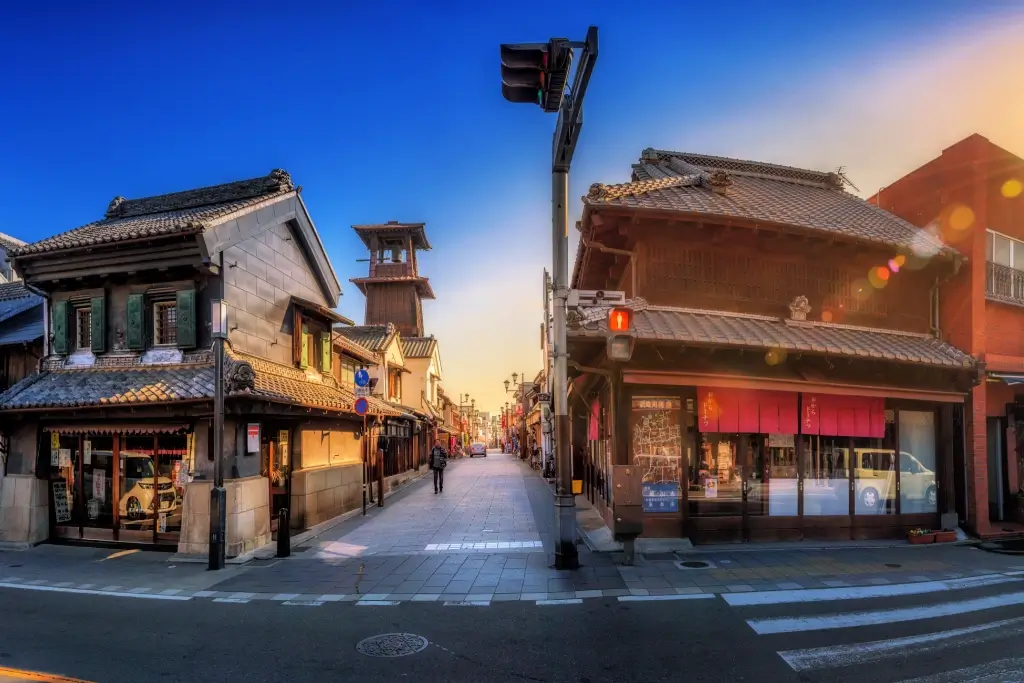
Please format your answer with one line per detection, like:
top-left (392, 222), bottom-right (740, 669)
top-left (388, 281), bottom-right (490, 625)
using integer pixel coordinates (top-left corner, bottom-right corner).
top-left (48, 430), bottom-right (193, 547)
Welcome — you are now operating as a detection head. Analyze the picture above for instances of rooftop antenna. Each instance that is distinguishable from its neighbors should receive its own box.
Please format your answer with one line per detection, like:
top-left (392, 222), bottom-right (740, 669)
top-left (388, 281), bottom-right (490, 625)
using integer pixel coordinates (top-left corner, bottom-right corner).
top-left (836, 166), bottom-right (861, 193)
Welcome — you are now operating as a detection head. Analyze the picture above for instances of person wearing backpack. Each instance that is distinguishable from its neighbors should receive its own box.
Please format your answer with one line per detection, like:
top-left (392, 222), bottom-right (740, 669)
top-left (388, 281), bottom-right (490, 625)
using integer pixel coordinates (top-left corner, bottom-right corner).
top-left (430, 438), bottom-right (448, 494)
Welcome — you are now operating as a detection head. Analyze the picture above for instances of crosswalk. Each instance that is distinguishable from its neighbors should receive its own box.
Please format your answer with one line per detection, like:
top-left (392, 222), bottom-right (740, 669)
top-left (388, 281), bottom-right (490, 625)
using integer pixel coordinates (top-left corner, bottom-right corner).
top-left (724, 572), bottom-right (1024, 682)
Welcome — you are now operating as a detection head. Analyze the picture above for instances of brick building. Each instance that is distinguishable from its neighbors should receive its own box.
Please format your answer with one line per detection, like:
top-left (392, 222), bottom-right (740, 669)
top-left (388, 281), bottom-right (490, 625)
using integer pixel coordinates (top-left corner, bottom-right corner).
top-left (871, 134), bottom-right (1024, 537)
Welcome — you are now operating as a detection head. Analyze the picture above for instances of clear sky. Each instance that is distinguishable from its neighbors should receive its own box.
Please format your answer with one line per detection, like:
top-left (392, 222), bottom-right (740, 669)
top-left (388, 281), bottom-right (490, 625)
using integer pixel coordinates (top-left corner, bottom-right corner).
top-left (1, 1), bottom-right (1022, 413)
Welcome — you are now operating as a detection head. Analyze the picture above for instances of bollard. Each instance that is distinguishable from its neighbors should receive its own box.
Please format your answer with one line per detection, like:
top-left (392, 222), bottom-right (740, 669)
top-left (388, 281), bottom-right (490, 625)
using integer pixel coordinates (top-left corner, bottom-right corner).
top-left (276, 508), bottom-right (291, 558)
top-left (622, 537), bottom-right (636, 566)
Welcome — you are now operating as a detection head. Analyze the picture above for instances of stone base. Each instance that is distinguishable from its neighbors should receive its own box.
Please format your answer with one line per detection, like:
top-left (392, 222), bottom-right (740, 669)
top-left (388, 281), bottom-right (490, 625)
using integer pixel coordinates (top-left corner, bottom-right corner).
top-left (176, 476), bottom-right (271, 558)
top-left (290, 464), bottom-right (362, 529)
top-left (0, 475), bottom-right (48, 545)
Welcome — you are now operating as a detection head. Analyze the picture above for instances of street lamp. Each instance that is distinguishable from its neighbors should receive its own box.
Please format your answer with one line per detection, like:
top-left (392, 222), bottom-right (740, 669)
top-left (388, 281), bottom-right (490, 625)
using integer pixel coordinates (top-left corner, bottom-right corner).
top-left (209, 299), bottom-right (228, 571)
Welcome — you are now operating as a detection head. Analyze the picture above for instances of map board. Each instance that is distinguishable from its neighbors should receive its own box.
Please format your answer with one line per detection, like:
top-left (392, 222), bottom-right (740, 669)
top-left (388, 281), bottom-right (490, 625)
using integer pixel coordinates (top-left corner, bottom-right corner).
top-left (631, 397), bottom-right (683, 513)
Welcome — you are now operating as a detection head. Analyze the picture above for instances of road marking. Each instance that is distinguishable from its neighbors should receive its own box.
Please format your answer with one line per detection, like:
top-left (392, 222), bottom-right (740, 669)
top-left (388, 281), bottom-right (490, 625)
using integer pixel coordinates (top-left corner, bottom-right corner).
top-left (283, 600), bottom-right (324, 606)
top-left (894, 655), bottom-right (1024, 683)
top-left (536, 599), bottom-right (583, 605)
top-left (778, 616), bottom-right (1024, 672)
top-left (271, 593), bottom-right (301, 601)
top-left (356, 600), bottom-right (400, 606)
top-left (747, 590), bottom-right (1024, 634)
top-left (724, 573), bottom-right (1021, 606)
top-left (212, 598), bottom-right (250, 604)
top-left (0, 582), bottom-right (190, 601)
top-left (443, 601), bottom-right (490, 606)
top-left (618, 594), bottom-right (717, 602)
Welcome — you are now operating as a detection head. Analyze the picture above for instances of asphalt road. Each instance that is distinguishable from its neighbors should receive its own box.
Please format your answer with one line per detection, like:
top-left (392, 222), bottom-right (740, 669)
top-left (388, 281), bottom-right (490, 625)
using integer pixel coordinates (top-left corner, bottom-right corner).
top-left (6, 577), bottom-right (1024, 683)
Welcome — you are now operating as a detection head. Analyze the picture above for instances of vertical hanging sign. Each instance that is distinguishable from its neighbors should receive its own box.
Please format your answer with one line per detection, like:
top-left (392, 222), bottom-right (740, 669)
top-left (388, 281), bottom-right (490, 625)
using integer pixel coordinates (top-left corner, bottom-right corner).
top-left (247, 424), bottom-right (260, 454)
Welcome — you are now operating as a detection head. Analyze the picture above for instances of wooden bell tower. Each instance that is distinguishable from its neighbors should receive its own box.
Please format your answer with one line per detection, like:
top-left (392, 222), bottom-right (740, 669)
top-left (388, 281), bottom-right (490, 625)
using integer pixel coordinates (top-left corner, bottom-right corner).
top-left (350, 221), bottom-right (435, 337)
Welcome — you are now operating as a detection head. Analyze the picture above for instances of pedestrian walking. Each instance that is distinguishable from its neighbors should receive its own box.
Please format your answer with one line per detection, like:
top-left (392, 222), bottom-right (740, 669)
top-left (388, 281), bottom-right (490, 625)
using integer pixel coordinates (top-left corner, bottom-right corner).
top-left (430, 438), bottom-right (448, 494)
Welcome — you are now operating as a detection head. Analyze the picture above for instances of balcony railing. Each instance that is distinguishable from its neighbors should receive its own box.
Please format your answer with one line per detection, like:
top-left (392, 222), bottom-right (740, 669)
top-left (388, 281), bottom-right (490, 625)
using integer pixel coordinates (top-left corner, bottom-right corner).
top-left (987, 261), bottom-right (1024, 306)
top-left (369, 262), bottom-right (413, 279)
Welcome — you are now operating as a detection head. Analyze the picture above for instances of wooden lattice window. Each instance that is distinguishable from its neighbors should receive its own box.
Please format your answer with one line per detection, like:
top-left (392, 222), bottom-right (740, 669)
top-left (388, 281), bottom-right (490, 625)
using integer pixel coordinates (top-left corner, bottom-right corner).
top-left (75, 307), bottom-right (92, 350)
top-left (153, 301), bottom-right (177, 346)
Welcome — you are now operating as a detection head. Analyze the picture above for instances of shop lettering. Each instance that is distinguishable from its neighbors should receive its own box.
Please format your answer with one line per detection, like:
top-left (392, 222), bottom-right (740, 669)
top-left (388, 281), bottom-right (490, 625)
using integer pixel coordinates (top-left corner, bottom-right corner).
top-left (803, 396), bottom-right (817, 430)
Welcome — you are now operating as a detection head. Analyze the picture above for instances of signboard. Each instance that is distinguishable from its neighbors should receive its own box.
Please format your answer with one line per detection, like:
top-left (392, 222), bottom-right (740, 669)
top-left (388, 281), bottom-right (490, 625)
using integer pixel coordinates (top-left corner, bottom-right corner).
top-left (246, 424), bottom-right (260, 454)
top-left (354, 368), bottom-right (370, 388)
top-left (768, 433), bottom-right (795, 449)
top-left (631, 396), bottom-right (683, 513)
top-left (83, 440), bottom-right (92, 465)
top-left (279, 430), bottom-right (290, 467)
top-left (355, 386), bottom-right (370, 397)
top-left (537, 393), bottom-right (551, 403)
top-left (50, 433), bottom-right (60, 449)
top-left (92, 470), bottom-right (106, 501)
top-left (52, 481), bottom-right (71, 523)
top-left (354, 397), bottom-right (369, 417)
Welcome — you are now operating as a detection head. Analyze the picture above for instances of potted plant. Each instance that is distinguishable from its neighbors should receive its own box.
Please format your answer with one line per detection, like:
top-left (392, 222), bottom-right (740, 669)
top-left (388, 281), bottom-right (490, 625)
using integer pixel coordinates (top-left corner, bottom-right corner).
top-left (934, 529), bottom-right (957, 543)
top-left (908, 528), bottom-right (935, 544)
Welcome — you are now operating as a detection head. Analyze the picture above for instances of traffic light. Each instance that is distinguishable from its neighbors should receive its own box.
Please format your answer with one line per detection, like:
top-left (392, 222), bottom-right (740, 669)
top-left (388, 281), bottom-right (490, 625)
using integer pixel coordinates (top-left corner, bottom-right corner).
top-left (606, 306), bottom-right (635, 362)
top-left (499, 40), bottom-right (572, 113)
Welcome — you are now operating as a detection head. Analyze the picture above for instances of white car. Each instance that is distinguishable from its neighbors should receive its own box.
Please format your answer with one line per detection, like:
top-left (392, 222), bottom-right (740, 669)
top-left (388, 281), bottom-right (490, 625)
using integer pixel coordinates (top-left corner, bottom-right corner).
top-left (118, 453), bottom-right (178, 520)
top-left (469, 442), bottom-right (487, 458)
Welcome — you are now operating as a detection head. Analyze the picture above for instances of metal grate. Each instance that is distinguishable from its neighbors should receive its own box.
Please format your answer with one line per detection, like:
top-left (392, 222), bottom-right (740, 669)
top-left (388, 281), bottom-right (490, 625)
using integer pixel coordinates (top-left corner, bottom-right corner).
top-left (154, 301), bottom-right (177, 346)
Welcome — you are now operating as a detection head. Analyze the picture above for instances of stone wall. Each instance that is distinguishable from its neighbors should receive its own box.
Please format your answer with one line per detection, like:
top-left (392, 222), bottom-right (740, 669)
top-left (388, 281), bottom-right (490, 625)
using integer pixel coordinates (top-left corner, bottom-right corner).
top-left (289, 463), bottom-right (363, 529)
top-left (176, 475), bottom-right (270, 558)
top-left (0, 475), bottom-right (48, 546)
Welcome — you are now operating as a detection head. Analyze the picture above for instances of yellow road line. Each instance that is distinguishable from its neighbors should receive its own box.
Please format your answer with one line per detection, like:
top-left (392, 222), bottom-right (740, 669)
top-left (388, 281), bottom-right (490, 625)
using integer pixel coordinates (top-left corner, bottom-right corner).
top-left (0, 666), bottom-right (94, 682)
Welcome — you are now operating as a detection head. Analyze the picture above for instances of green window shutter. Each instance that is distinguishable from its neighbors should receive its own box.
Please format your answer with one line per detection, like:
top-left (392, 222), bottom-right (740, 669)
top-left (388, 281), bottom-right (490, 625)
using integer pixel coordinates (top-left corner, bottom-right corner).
top-left (90, 295), bottom-right (106, 353)
top-left (299, 324), bottom-right (309, 368)
top-left (126, 293), bottom-right (145, 350)
top-left (52, 300), bottom-right (68, 354)
top-left (176, 289), bottom-right (196, 349)
top-left (320, 332), bottom-right (332, 372)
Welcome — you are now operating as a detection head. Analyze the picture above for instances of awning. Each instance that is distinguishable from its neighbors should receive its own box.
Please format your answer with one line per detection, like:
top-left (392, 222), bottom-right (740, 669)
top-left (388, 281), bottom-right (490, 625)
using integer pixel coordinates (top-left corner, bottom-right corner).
top-left (989, 373), bottom-right (1024, 386)
top-left (46, 423), bottom-right (190, 436)
top-left (292, 296), bottom-right (355, 326)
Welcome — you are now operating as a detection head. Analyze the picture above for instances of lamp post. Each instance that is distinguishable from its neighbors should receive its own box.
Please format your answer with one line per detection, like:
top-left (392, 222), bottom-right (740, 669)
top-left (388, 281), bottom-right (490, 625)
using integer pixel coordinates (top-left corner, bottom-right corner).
top-left (208, 299), bottom-right (228, 571)
top-left (504, 374), bottom-right (530, 458)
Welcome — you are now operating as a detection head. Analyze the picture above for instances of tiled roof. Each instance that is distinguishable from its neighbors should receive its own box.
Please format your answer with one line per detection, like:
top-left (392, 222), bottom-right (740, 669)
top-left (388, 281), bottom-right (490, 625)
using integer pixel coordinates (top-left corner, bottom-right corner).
top-left (349, 275), bottom-right (436, 299)
top-left (0, 362), bottom-right (216, 410)
top-left (582, 149), bottom-right (953, 256)
top-left (401, 336), bottom-right (437, 358)
top-left (0, 282), bottom-right (42, 324)
top-left (10, 170), bottom-right (295, 257)
top-left (352, 222), bottom-right (432, 250)
top-left (0, 307), bottom-right (43, 346)
top-left (335, 324), bottom-right (396, 352)
top-left (332, 331), bottom-right (378, 364)
top-left (570, 305), bottom-right (974, 369)
top-left (0, 232), bottom-right (26, 253)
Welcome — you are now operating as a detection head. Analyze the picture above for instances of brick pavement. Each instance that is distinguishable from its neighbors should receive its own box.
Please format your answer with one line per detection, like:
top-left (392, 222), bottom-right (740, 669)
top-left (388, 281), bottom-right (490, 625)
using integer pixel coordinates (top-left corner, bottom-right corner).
top-left (5, 453), bottom-right (1024, 607)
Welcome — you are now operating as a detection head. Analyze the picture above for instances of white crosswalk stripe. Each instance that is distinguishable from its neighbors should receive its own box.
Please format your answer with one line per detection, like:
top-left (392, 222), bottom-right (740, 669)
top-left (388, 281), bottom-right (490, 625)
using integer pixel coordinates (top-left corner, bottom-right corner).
top-left (731, 573), bottom-right (1024, 682)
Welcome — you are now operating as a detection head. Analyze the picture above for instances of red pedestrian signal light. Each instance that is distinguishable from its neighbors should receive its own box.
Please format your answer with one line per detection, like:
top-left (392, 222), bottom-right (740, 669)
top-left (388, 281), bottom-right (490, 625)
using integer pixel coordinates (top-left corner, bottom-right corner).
top-left (608, 307), bottom-right (632, 333)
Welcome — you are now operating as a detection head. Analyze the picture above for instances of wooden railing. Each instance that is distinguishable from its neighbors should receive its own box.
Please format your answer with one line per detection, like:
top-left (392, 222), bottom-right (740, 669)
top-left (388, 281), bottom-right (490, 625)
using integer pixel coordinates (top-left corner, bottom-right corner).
top-left (987, 261), bottom-right (1024, 306)
top-left (369, 262), bottom-right (413, 279)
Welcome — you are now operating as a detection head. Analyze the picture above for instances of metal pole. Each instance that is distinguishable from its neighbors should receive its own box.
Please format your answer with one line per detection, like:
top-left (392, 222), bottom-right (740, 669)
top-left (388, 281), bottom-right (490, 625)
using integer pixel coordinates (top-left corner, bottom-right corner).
top-left (552, 168), bottom-right (578, 569)
top-left (362, 415), bottom-right (367, 516)
top-left (208, 335), bottom-right (227, 571)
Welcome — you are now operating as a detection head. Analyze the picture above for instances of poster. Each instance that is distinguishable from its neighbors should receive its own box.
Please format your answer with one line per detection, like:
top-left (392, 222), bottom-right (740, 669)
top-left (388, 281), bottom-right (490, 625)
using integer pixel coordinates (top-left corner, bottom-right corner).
top-left (58, 449), bottom-right (71, 468)
top-left (84, 440), bottom-right (92, 465)
top-left (50, 432), bottom-right (60, 450)
top-left (704, 476), bottom-right (719, 499)
top-left (50, 449), bottom-right (59, 466)
top-left (92, 470), bottom-right (106, 501)
top-left (158, 514), bottom-right (167, 533)
top-left (52, 481), bottom-right (71, 523)
top-left (631, 397), bottom-right (683, 513)
top-left (246, 424), bottom-right (260, 454)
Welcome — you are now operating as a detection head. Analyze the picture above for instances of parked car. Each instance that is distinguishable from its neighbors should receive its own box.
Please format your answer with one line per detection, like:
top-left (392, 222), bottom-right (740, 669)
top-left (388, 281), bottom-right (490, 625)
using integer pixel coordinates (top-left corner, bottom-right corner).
top-left (469, 442), bottom-right (487, 458)
top-left (118, 452), bottom-right (178, 520)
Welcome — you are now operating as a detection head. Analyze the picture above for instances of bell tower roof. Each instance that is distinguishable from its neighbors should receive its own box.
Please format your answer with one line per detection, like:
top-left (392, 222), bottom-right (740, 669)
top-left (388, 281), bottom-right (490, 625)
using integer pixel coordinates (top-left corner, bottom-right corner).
top-left (352, 221), bottom-right (431, 251)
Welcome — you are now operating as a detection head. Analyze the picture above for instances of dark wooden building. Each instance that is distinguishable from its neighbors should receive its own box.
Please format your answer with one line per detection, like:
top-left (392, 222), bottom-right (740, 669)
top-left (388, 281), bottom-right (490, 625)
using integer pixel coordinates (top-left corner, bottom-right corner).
top-left (0, 170), bottom-right (397, 552)
top-left (569, 149), bottom-right (980, 544)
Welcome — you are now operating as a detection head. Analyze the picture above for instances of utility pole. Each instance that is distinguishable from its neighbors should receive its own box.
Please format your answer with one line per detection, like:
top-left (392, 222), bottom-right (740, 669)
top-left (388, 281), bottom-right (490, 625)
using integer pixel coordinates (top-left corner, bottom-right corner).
top-left (500, 28), bottom-right (598, 569)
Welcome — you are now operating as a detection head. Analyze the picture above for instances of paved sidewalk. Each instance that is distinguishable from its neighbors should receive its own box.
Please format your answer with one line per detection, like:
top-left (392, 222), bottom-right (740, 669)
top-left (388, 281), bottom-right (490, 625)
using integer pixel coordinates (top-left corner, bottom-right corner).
top-left (5, 453), bottom-right (1024, 607)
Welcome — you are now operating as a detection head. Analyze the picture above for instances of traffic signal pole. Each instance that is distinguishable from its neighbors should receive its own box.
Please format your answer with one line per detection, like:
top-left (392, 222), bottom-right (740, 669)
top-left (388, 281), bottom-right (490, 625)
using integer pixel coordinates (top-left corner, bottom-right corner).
top-left (501, 26), bottom-right (598, 571)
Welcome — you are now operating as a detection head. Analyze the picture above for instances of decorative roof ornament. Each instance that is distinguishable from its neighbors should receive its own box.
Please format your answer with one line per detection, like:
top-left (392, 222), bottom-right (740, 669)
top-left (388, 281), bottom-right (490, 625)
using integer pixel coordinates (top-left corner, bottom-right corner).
top-left (105, 196), bottom-right (127, 219)
top-left (789, 295), bottom-right (811, 322)
top-left (267, 169), bottom-right (294, 192)
top-left (705, 170), bottom-right (733, 196)
top-left (227, 360), bottom-right (256, 392)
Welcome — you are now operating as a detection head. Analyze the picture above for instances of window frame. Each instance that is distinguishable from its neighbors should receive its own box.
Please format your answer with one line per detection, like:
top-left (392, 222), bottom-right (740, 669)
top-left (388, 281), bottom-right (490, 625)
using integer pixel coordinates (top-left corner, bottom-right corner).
top-left (74, 305), bottom-right (92, 351)
top-left (152, 300), bottom-right (178, 347)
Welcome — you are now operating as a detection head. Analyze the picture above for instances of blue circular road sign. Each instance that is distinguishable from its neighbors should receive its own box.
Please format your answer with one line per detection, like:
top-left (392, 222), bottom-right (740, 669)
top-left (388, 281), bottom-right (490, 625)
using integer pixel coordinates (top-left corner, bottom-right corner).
top-left (355, 369), bottom-right (370, 388)
top-left (354, 397), bottom-right (369, 416)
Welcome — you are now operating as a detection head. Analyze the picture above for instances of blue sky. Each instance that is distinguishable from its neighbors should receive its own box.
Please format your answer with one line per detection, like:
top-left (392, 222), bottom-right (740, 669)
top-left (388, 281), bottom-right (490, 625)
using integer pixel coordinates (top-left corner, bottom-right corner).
top-left (1, 1), bottom-right (1021, 412)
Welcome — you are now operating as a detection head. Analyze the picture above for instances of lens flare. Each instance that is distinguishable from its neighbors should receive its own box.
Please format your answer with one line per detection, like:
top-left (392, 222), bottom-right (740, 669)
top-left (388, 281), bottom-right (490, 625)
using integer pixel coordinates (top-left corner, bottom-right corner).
top-left (948, 204), bottom-right (975, 232)
top-left (765, 347), bottom-right (788, 366)
top-left (1003, 179), bottom-right (1024, 199)
top-left (868, 266), bottom-right (890, 289)
top-left (821, 310), bottom-right (834, 323)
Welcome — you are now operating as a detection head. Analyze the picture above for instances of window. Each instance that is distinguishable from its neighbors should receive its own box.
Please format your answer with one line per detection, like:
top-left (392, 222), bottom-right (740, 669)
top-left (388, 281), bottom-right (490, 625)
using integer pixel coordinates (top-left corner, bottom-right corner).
top-left (340, 359), bottom-right (357, 388)
top-left (153, 301), bottom-right (177, 346)
top-left (75, 306), bottom-right (92, 351)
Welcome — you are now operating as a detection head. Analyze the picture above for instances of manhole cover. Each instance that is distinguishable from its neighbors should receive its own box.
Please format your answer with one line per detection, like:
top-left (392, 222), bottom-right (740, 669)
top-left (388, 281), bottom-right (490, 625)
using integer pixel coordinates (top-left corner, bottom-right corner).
top-left (680, 560), bottom-right (710, 569)
top-left (885, 563), bottom-right (901, 568)
top-left (356, 633), bottom-right (429, 658)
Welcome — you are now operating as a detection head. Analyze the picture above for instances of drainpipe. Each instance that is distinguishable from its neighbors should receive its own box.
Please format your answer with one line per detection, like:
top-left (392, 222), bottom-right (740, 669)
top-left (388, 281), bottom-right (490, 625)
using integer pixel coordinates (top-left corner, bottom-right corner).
top-left (581, 235), bottom-right (637, 298)
top-left (930, 255), bottom-right (964, 338)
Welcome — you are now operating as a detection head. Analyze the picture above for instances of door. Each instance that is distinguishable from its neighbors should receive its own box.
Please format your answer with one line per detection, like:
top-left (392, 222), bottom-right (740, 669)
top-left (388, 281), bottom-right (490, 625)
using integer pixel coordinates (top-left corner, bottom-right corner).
top-left (988, 417), bottom-right (1007, 522)
top-left (49, 434), bottom-right (82, 539)
top-left (800, 435), bottom-right (852, 538)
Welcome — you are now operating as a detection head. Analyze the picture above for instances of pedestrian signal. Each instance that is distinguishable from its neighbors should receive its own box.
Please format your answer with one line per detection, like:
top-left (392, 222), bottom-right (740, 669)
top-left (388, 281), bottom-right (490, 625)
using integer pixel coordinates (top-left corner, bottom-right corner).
top-left (608, 307), bottom-right (632, 333)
